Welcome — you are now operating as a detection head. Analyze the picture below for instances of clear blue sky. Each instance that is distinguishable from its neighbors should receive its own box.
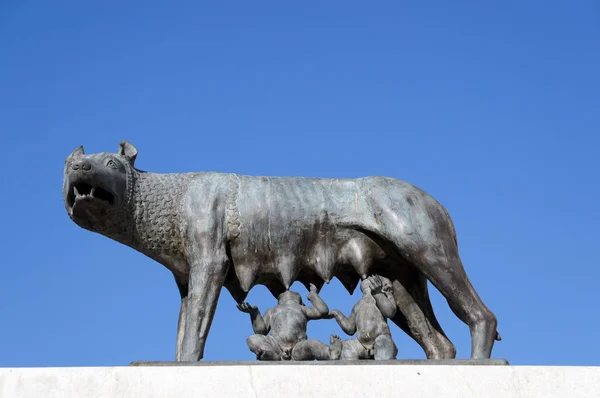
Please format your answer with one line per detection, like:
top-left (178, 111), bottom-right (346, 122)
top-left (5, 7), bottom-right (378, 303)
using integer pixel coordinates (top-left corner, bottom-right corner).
top-left (1, 1), bottom-right (598, 367)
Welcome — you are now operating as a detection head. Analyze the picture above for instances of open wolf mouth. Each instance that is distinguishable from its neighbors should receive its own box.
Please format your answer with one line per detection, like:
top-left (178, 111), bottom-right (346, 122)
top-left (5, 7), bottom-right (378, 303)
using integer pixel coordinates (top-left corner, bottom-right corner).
top-left (67, 182), bottom-right (115, 208)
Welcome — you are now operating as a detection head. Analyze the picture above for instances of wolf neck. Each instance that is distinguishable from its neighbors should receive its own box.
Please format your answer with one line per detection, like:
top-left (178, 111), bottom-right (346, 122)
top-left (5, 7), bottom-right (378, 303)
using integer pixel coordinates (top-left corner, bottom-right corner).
top-left (107, 170), bottom-right (192, 266)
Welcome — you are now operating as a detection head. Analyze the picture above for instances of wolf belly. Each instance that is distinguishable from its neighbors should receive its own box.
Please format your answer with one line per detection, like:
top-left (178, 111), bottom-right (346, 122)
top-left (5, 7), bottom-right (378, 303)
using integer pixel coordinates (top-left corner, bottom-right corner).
top-left (226, 175), bottom-right (390, 295)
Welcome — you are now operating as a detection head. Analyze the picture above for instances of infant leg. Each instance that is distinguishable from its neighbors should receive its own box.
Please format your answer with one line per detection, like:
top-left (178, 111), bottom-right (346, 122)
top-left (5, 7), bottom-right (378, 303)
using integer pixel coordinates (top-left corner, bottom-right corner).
top-left (373, 334), bottom-right (398, 360)
top-left (246, 334), bottom-right (282, 361)
top-left (291, 338), bottom-right (339, 361)
top-left (329, 335), bottom-right (342, 360)
top-left (340, 339), bottom-right (367, 360)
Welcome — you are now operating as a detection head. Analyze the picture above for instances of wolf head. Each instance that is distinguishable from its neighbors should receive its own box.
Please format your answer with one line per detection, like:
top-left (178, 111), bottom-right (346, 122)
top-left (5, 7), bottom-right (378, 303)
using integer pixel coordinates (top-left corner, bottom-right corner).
top-left (63, 141), bottom-right (138, 234)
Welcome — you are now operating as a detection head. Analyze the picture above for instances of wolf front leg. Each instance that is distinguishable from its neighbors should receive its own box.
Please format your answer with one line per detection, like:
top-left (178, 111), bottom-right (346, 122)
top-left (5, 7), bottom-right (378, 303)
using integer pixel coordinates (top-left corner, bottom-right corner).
top-left (180, 251), bottom-right (229, 362)
top-left (174, 277), bottom-right (188, 361)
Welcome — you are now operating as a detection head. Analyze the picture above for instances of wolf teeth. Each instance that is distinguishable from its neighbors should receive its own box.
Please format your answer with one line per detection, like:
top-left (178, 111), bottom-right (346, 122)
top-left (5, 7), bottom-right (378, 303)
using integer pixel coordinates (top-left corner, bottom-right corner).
top-left (73, 186), bottom-right (95, 197)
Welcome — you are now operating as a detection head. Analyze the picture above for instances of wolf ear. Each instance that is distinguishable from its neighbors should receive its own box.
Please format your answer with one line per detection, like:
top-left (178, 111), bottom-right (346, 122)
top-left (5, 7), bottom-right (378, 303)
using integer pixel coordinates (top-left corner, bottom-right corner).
top-left (66, 145), bottom-right (84, 162)
top-left (118, 141), bottom-right (138, 166)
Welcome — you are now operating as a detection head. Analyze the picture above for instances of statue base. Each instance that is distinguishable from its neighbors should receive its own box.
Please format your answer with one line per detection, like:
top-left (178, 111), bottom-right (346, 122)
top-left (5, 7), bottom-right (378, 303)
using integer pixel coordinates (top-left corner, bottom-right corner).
top-left (3, 361), bottom-right (599, 397)
top-left (130, 358), bottom-right (510, 366)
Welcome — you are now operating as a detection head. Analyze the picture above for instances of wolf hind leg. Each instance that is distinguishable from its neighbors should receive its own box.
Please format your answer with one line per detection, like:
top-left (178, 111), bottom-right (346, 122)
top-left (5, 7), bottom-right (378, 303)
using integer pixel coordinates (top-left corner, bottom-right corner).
top-left (388, 266), bottom-right (457, 359)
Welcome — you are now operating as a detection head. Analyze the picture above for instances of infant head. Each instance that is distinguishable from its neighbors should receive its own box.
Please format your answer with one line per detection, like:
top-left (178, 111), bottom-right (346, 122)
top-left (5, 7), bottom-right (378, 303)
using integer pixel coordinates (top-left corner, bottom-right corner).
top-left (278, 290), bottom-right (303, 305)
top-left (360, 278), bottom-right (373, 294)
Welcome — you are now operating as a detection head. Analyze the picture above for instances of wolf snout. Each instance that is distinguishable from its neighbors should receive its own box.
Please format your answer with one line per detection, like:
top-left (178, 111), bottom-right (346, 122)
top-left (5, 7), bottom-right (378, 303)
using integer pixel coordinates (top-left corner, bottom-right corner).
top-left (71, 159), bottom-right (92, 172)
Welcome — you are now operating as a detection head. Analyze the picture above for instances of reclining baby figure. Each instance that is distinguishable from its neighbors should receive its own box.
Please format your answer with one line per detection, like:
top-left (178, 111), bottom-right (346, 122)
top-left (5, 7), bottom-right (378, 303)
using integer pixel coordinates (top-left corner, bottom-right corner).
top-left (237, 283), bottom-right (342, 361)
top-left (328, 274), bottom-right (398, 360)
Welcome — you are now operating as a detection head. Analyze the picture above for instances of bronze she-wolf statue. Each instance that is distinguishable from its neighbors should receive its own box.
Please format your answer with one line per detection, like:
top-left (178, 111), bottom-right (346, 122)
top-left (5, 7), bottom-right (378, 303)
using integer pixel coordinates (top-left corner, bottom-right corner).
top-left (62, 141), bottom-right (500, 361)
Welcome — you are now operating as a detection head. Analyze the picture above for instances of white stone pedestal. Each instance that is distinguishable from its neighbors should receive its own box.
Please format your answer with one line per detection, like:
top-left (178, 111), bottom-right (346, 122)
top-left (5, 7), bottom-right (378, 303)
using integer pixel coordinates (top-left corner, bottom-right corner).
top-left (1, 361), bottom-right (599, 397)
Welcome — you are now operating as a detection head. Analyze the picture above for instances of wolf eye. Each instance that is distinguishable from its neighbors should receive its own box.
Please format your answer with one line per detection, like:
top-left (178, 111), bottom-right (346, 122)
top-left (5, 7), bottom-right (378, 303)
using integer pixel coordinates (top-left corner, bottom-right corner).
top-left (106, 159), bottom-right (118, 169)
